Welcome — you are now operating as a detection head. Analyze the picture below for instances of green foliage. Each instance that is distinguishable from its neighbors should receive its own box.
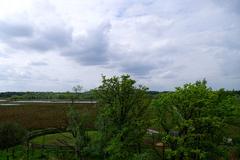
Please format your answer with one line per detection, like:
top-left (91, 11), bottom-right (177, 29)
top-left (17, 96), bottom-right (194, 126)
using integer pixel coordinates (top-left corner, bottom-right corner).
top-left (153, 80), bottom-right (238, 159)
top-left (152, 92), bottom-right (183, 133)
top-left (0, 76), bottom-right (239, 159)
top-left (0, 122), bottom-right (27, 150)
top-left (67, 106), bottom-right (91, 159)
top-left (131, 150), bottom-right (158, 160)
top-left (96, 75), bottom-right (151, 159)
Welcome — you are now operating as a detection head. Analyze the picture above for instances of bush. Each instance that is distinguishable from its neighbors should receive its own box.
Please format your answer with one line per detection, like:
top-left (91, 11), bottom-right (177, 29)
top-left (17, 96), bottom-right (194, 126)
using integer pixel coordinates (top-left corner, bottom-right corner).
top-left (0, 122), bottom-right (27, 150)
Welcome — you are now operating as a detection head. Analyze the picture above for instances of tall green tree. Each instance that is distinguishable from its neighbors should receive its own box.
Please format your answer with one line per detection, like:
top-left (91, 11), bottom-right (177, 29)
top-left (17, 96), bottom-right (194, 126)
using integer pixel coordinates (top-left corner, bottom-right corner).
top-left (153, 80), bottom-right (237, 159)
top-left (96, 75), bottom-right (151, 160)
top-left (67, 107), bottom-right (90, 160)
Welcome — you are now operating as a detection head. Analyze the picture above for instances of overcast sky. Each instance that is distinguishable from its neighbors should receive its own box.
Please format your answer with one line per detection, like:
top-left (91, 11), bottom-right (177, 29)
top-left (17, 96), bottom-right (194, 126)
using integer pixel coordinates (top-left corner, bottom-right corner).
top-left (0, 0), bottom-right (239, 91)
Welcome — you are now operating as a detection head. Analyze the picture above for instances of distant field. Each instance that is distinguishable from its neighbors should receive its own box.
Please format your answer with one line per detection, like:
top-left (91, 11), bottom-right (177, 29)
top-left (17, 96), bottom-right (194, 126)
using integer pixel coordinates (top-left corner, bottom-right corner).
top-left (0, 102), bottom-right (97, 130)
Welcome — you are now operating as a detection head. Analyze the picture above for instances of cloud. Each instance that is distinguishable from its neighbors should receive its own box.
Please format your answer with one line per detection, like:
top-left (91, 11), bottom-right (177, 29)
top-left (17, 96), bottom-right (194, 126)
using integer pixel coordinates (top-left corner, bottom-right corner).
top-left (119, 62), bottom-right (155, 77)
top-left (61, 23), bottom-right (111, 65)
top-left (0, 65), bottom-right (32, 81)
top-left (0, 18), bottom-right (73, 52)
top-left (0, 0), bottom-right (240, 91)
top-left (217, 50), bottom-right (240, 79)
top-left (0, 20), bottom-right (33, 38)
top-left (25, 26), bottom-right (72, 51)
top-left (213, 0), bottom-right (240, 15)
top-left (30, 61), bottom-right (48, 66)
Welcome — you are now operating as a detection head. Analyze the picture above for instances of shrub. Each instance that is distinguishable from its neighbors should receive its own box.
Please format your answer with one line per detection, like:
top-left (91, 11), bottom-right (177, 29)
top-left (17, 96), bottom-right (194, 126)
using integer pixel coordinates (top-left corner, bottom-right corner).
top-left (0, 122), bottom-right (27, 150)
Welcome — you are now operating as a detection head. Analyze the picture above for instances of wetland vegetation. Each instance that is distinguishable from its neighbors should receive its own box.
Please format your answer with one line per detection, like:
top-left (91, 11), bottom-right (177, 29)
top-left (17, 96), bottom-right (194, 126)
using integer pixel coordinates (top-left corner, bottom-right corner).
top-left (0, 75), bottom-right (240, 159)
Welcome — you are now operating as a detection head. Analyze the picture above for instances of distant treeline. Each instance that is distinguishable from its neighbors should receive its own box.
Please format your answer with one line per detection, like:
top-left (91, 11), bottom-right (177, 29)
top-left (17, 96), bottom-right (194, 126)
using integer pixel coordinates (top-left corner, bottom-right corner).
top-left (0, 90), bottom-right (239, 101)
top-left (0, 91), bottom-right (96, 101)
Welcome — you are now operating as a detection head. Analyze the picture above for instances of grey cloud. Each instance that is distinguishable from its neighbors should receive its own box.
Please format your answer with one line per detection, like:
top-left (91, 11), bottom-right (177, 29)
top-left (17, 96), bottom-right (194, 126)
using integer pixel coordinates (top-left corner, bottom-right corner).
top-left (0, 66), bottom-right (32, 81)
top-left (109, 52), bottom-right (173, 78)
top-left (218, 51), bottom-right (240, 78)
top-left (0, 64), bottom-right (59, 83)
top-left (161, 73), bottom-right (177, 79)
top-left (0, 19), bottom-right (72, 52)
top-left (117, 60), bottom-right (156, 77)
top-left (25, 26), bottom-right (72, 51)
top-left (213, 0), bottom-right (240, 15)
top-left (0, 20), bottom-right (33, 38)
top-left (62, 23), bottom-right (110, 65)
top-left (0, 16), bottom-right (110, 66)
top-left (30, 61), bottom-right (48, 66)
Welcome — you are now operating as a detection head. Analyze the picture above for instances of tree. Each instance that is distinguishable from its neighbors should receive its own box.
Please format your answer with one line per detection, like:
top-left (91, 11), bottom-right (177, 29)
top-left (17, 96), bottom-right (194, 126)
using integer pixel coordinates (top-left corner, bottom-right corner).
top-left (152, 92), bottom-right (183, 134)
top-left (73, 85), bottom-right (83, 97)
top-left (153, 80), bottom-right (237, 159)
top-left (67, 107), bottom-right (90, 160)
top-left (96, 75), bottom-right (151, 160)
top-left (0, 122), bottom-right (27, 150)
top-left (0, 122), bottom-right (27, 159)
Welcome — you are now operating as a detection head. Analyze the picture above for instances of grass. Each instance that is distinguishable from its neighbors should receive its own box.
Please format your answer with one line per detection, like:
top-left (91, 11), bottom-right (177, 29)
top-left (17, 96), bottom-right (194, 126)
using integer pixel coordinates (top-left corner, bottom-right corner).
top-left (0, 102), bottom-right (97, 130)
top-left (0, 131), bottom-right (100, 160)
top-left (31, 132), bottom-right (74, 145)
top-left (31, 131), bottom-right (99, 146)
top-left (0, 145), bottom-right (76, 160)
